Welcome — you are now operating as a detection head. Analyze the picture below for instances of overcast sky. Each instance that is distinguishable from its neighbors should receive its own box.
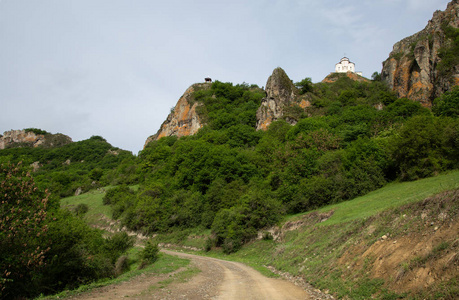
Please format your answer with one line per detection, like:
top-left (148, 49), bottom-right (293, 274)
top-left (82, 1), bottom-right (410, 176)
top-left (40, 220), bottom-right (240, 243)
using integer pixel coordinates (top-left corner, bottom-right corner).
top-left (0, 0), bottom-right (452, 154)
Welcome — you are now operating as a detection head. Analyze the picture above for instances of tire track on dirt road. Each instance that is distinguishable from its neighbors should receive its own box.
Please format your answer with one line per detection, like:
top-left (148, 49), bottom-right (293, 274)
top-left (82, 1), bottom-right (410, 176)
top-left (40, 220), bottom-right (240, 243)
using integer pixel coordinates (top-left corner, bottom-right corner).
top-left (161, 250), bottom-right (313, 299)
top-left (69, 249), bottom-right (325, 299)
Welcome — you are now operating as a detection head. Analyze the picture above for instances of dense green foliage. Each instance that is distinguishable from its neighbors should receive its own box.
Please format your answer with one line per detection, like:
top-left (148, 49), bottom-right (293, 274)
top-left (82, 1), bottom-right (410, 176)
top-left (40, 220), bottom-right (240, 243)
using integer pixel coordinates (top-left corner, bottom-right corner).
top-left (0, 162), bottom-right (135, 299)
top-left (295, 77), bottom-right (313, 94)
top-left (193, 81), bottom-right (264, 133)
top-left (24, 128), bottom-right (49, 135)
top-left (139, 240), bottom-right (160, 264)
top-left (103, 77), bottom-right (458, 253)
top-left (0, 162), bottom-right (50, 297)
top-left (438, 24), bottom-right (459, 79)
top-left (0, 135), bottom-right (138, 198)
top-left (433, 86), bottom-right (459, 117)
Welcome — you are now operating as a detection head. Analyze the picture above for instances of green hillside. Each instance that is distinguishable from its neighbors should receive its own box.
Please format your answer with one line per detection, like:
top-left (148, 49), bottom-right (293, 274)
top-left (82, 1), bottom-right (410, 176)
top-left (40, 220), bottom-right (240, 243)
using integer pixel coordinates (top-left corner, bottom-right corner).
top-left (172, 171), bottom-right (459, 299)
top-left (1, 78), bottom-right (458, 299)
top-left (316, 170), bottom-right (459, 225)
top-left (105, 79), bottom-right (459, 254)
top-left (0, 135), bottom-right (138, 198)
top-left (56, 170), bottom-right (459, 300)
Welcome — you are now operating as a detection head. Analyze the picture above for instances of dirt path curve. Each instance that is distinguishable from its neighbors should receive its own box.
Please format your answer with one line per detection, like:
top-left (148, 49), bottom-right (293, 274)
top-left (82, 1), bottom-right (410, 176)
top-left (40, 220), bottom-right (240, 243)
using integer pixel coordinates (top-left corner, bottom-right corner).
top-left (159, 250), bottom-right (312, 300)
top-left (71, 249), bottom-right (315, 299)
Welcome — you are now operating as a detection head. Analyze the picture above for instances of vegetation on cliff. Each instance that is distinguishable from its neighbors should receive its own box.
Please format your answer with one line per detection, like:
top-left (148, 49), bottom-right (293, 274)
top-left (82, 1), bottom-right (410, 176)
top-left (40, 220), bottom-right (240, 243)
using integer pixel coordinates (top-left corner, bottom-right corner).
top-left (104, 77), bottom-right (459, 255)
top-left (437, 24), bottom-right (459, 80)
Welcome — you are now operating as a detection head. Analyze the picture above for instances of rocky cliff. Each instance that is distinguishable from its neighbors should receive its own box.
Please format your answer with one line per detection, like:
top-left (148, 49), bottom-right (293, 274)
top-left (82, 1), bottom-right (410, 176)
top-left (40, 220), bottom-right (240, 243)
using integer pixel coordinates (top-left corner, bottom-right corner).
top-left (322, 71), bottom-right (370, 84)
top-left (0, 129), bottom-right (72, 150)
top-left (144, 83), bottom-right (209, 148)
top-left (381, 0), bottom-right (459, 107)
top-left (256, 68), bottom-right (310, 130)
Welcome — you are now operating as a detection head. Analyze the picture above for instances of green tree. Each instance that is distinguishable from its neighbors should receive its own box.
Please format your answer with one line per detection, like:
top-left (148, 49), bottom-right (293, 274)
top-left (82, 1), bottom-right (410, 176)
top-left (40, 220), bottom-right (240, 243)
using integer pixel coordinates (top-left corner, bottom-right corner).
top-left (89, 167), bottom-right (104, 182)
top-left (140, 240), bottom-right (159, 264)
top-left (295, 77), bottom-right (313, 94)
top-left (389, 116), bottom-right (458, 180)
top-left (433, 86), bottom-right (459, 118)
top-left (0, 162), bottom-right (50, 298)
top-left (371, 72), bottom-right (381, 81)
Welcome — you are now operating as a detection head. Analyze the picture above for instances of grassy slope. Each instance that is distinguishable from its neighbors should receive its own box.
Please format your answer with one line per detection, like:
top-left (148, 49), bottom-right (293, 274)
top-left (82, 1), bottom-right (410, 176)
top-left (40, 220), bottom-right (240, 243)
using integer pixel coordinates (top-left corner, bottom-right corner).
top-left (59, 171), bottom-right (459, 299)
top-left (208, 170), bottom-right (459, 299)
top-left (317, 169), bottom-right (459, 225)
top-left (60, 188), bottom-right (112, 227)
top-left (164, 170), bottom-right (459, 299)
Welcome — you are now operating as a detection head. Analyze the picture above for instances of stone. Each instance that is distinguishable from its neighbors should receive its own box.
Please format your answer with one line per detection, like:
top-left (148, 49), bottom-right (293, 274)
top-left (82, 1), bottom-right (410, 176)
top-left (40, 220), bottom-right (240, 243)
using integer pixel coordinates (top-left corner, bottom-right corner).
top-left (0, 129), bottom-right (44, 149)
top-left (30, 161), bottom-right (41, 172)
top-left (0, 129), bottom-right (72, 149)
top-left (75, 187), bottom-right (82, 196)
top-left (144, 83), bottom-right (209, 147)
top-left (381, 0), bottom-right (459, 107)
top-left (256, 67), bottom-right (311, 130)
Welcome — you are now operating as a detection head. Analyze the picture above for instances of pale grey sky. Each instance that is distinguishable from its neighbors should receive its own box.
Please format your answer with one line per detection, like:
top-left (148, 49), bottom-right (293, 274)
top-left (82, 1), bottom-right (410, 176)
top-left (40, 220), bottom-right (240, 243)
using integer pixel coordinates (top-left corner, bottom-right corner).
top-left (0, 0), bottom-right (451, 154)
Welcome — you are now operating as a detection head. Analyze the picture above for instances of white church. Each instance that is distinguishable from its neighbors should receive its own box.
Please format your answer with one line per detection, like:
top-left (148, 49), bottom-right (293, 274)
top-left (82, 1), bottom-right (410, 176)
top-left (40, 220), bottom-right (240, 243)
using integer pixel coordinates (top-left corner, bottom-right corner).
top-left (335, 57), bottom-right (362, 76)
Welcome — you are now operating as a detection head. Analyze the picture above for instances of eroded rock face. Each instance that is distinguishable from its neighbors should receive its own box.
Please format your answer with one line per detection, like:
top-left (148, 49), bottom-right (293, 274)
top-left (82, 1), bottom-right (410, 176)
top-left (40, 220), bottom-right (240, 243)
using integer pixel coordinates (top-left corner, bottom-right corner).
top-left (381, 0), bottom-right (459, 107)
top-left (144, 83), bottom-right (209, 148)
top-left (0, 130), bottom-right (72, 149)
top-left (0, 130), bottom-right (43, 149)
top-left (256, 68), bottom-right (308, 130)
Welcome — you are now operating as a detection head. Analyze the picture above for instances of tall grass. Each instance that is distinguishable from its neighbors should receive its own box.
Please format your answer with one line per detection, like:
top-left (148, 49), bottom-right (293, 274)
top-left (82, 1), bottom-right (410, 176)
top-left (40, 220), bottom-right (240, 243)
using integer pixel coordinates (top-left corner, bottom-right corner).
top-left (316, 170), bottom-right (459, 225)
top-left (60, 188), bottom-right (112, 226)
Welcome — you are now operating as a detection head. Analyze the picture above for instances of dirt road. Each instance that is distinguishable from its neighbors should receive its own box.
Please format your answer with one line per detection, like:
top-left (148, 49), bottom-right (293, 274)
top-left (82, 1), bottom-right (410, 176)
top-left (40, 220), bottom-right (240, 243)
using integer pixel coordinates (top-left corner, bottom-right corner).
top-left (71, 250), bottom-right (316, 299)
top-left (162, 250), bottom-right (311, 300)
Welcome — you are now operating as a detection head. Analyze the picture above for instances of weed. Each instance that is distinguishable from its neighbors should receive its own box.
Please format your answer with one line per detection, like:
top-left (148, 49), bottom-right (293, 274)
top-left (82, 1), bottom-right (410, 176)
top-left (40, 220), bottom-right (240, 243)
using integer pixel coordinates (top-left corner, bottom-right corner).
top-left (433, 241), bottom-right (449, 254)
top-left (262, 231), bottom-right (274, 240)
top-left (148, 266), bottom-right (201, 292)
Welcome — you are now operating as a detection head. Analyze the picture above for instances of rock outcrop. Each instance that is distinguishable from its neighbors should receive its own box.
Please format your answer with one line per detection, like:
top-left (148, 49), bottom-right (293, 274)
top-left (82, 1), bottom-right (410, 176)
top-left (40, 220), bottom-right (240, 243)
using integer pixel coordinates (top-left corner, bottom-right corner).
top-left (256, 68), bottom-right (310, 130)
top-left (381, 0), bottom-right (459, 107)
top-left (144, 83), bottom-right (209, 148)
top-left (322, 71), bottom-right (370, 84)
top-left (0, 129), bottom-right (72, 149)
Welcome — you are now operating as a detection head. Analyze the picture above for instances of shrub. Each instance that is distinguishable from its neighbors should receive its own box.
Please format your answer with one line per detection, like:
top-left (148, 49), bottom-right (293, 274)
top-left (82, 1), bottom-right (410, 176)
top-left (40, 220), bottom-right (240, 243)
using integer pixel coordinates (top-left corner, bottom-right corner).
top-left (262, 232), bottom-right (274, 240)
top-left (211, 207), bottom-right (249, 254)
top-left (384, 98), bottom-right (430, 121)
top-left (0, 162), bottom-right (50, 298)
top-left (115, 255), bottom-right (129, 276)
top-left (89, 167), bottom-right (104, 181)
top-left (24, 128), bottom-right (49, 135)
top-left (389, 115), bottom-right (459, 180)
top-left (140, 240), bottom-right (159, 264)
top-left (39, 210), bottom-right (117, 293)
top-left (211, 186), bottom-right (283, 253)
top-left (437, 25), bottom-right (459, 78)
top-left (295, 77), bottom-right (313, 94)
top-left (204, 237), bottom-right (216, 252)
top-left (74, 203), bottom-right (89, 216)
top-left (103, 232), bottom-right (135, 264)
top-left (433, 86), bottom-right (459, 118)
top-left (102, 185), bottom-right (135, 218)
